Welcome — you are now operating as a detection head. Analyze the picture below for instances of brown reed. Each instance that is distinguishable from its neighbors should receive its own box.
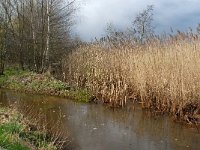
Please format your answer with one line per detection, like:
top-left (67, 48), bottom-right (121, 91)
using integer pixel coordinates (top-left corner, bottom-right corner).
top-left (64, 32), bottom-right (200, 124)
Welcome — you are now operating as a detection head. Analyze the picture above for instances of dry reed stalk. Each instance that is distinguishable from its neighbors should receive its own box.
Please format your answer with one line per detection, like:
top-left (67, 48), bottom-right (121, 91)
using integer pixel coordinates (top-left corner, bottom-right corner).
top-left (64, 34), bottom-right (200, 124)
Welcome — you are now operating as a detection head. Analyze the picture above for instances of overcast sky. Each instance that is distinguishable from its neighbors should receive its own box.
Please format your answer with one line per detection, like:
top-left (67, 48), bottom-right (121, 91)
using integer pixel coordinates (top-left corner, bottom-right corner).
top-left (73, 0), bottom-right (200, 41)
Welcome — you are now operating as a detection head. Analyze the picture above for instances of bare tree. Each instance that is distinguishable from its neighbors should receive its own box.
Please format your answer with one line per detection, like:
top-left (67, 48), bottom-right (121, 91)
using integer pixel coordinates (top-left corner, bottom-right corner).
top-left (104, 5), bottom-right (155, 46)
top-left (132, 5), bottom-right (154, 42)
top-left (197, 24), bottom-right (200, 35)
top-left (0, 3), bottom-right (7, 74)
top-left (104, 22), bottom-right (132, 47)
top-left (0, 0), bottom-right (76, 73)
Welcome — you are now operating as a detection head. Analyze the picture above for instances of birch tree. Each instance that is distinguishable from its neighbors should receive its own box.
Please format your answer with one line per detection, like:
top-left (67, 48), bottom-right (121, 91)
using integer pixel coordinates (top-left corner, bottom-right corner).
top-left (0, 0), bottom-right (76, 73)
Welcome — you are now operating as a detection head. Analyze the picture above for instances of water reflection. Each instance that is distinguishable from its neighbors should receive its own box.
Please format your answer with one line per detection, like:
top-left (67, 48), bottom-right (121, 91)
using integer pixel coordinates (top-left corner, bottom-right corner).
top-left (0, 89), bottom-right (199, 150)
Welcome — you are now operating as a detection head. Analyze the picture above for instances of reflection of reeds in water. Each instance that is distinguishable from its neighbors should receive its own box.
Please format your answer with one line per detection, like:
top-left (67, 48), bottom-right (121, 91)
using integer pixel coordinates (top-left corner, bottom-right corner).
top-left (64, 32), bottom-right (200, 124)
top-left (12, 102), bottom-right (71, 150)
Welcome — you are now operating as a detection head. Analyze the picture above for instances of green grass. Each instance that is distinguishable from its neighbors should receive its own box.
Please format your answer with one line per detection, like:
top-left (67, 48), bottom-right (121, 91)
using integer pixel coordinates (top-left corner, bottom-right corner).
top-left (71, 89), bottom-right (91, 103)
top-left (0, 123), bottom-right (21, 134)
top-left (3, 68), bottom-right (28, 76)
top-left (0, 123), bottom-right (29, 150)
top-left (0, 68), bottom-right (91, 103)
top-left (0, 108), bottom-right (58, 150)
top-left (0, 68), bottom-right (29, 86)
top-left (1, 68), bottom-right (68, 93)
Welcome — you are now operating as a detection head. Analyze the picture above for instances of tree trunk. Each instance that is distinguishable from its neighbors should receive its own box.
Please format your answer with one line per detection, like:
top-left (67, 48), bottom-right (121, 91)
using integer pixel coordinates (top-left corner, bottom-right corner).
top-left (44, 0), bottom-right (50, 72)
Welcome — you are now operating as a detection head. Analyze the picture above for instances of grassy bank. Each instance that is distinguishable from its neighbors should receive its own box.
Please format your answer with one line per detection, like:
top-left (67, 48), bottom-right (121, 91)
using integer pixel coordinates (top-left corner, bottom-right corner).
top-left (63, 35), bottom-right (200, 125)
top-left (0, 68), bottom-right (91, 103)
top-left (0, 107), bottom-right (66, 150)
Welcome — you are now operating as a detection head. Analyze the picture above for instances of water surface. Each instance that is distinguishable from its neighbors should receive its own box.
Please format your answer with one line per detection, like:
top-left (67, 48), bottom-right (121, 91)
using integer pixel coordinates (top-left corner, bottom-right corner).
top-left (0, 89), bottom-right (199, 150)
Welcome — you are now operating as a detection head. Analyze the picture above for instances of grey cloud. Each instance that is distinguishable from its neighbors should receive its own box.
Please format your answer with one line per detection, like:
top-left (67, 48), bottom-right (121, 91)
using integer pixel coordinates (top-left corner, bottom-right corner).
top-left (73, 0), bottom-right (200, 41)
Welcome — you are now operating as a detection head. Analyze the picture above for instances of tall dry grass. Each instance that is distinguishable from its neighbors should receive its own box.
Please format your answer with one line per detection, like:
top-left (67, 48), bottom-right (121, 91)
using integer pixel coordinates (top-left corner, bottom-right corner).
top-left (64, 33), bottom-right (200, 123)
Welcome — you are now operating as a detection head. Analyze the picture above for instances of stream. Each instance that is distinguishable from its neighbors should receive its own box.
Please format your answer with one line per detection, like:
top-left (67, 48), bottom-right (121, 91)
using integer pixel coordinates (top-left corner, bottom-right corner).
top-left (0, 89), bottom-right (199, 150)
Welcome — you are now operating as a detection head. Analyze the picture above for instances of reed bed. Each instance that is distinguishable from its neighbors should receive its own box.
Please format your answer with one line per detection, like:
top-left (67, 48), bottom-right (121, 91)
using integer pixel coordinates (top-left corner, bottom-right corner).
top-left (64, 33), bottom-right (200, 124)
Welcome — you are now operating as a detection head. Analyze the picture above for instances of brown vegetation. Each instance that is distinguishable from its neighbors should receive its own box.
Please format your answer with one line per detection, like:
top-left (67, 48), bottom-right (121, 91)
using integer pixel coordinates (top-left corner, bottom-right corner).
top-left (63, 32), bottom-right (200, 125)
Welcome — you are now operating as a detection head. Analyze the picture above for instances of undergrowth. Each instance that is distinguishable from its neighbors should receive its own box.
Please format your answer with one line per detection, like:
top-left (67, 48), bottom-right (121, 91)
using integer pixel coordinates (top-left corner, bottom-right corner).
top-left (0, 68), bottom-right (91, 103)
